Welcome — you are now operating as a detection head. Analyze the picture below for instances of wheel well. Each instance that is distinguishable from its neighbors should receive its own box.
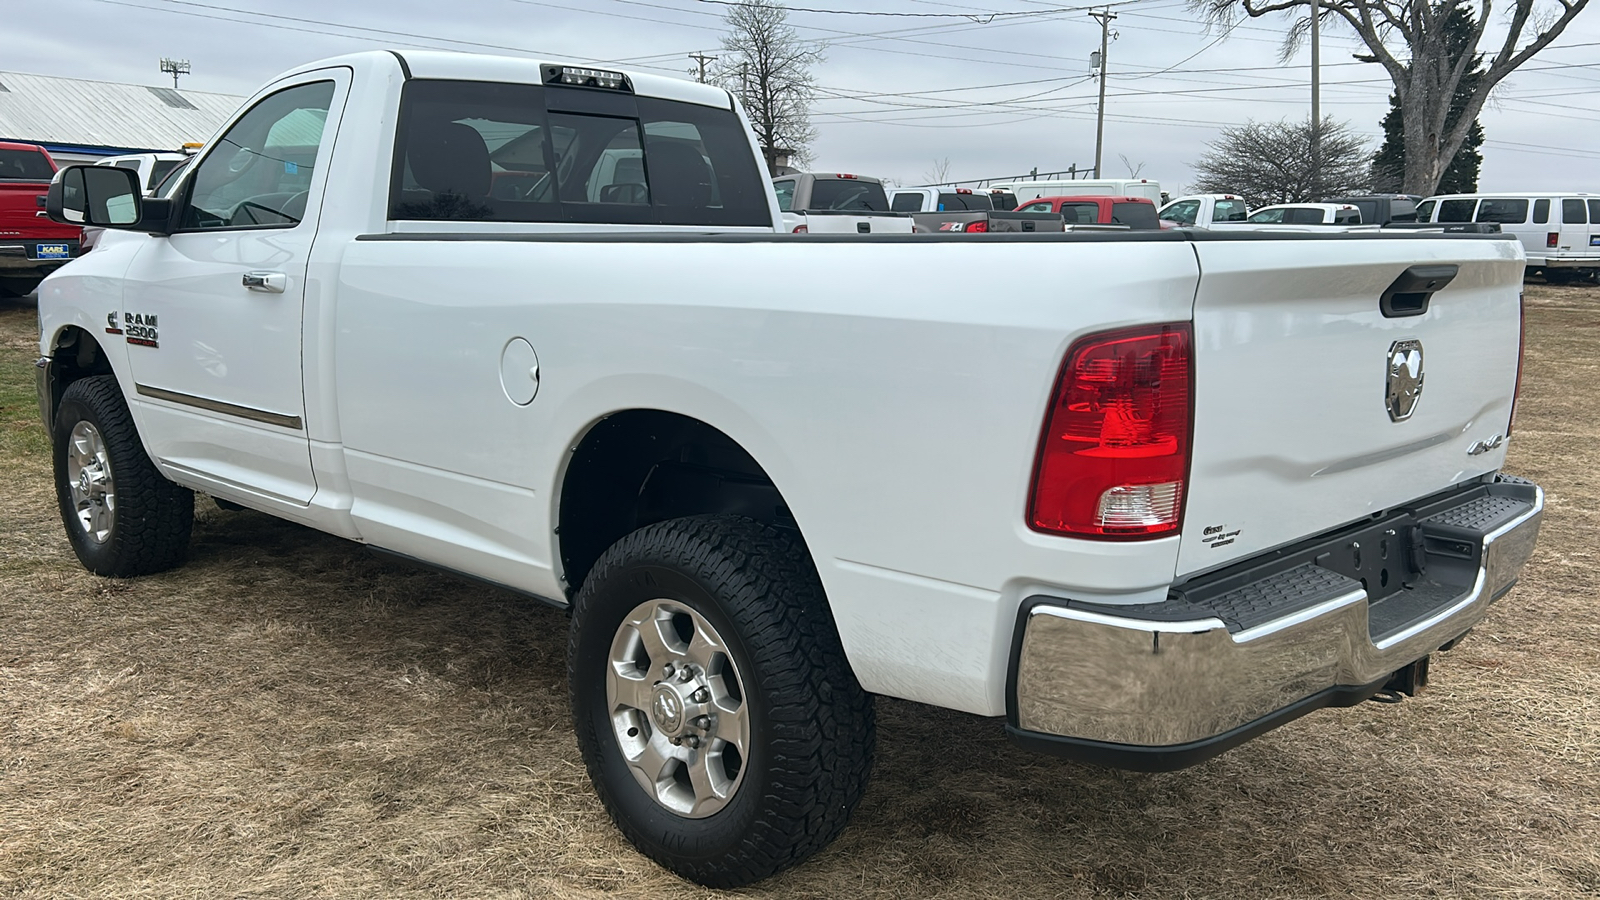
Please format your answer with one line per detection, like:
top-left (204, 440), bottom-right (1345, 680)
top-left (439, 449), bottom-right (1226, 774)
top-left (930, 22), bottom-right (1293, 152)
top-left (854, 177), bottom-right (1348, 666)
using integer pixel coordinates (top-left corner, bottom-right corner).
top-left (44, 326), bottom-right (114, 423)
top-left (558, 410), bottom-right (796, 595)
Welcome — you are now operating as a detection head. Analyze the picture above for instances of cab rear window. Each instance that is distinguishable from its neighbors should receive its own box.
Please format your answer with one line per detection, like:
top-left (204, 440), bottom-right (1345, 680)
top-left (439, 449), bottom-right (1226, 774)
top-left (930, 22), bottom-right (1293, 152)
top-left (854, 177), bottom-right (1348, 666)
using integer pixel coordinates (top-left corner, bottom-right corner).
top-left (389, 79), bottom-right (769, 227)
top-left (1212, 199), bottom-right (1248, 222)
top-left (0, 149), bottom-right (54, 181)
top-left (1111, 201), bottom-right (1158, 229)
top-left (811, 180), bottom-right (888, 211)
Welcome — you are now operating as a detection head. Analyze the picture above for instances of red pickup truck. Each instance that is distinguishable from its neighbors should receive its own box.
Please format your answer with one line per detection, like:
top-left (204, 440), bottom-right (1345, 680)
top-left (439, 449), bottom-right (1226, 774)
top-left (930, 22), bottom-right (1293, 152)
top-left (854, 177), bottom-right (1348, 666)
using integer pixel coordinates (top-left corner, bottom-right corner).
top-left (0, 142), bottom-right (80, 298)
top-left (1015, 195), bottom-right (1162, 230)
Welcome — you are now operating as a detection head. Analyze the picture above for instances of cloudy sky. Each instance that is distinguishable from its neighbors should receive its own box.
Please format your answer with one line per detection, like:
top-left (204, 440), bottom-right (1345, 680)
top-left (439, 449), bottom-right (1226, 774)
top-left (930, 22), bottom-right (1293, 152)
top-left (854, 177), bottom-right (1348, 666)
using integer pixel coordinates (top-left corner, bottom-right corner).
top-left (4, 0), bottom-right (1598, 192)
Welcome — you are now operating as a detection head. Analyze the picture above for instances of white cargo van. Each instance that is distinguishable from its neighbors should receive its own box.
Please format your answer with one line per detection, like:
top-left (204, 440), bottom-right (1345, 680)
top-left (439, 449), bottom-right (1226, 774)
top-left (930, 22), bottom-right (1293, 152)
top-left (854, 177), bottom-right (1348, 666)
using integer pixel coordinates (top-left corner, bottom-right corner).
top-left (1420, 192), bottom-right (1600, 281)
top-left (992, 178), bottom-right (1162, 205)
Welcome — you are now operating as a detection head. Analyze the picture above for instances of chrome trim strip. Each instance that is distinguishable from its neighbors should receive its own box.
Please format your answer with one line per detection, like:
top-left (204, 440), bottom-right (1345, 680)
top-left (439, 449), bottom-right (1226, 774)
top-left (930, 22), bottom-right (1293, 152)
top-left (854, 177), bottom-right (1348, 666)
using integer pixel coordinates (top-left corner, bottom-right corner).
top-left (134, 383), bottom-right (303, 430)
top-left (1231, 589), bottom-right (1366, 644)
top-left (1031, 605), bottom-right (1226, 635)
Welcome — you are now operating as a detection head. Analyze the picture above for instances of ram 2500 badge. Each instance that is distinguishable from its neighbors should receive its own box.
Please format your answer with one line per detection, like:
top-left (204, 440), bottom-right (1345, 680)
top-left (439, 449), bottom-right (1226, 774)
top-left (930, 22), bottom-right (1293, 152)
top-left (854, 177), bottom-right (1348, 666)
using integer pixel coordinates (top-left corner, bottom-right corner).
top-left (35, 51), bottom-right (1541, 888)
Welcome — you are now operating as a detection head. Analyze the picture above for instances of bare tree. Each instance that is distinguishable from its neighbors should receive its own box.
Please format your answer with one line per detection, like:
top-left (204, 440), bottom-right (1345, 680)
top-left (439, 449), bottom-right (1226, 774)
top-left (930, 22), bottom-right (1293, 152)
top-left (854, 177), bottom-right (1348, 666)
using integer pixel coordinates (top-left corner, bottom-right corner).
top-left (1189, 117), bottom-right (1371, 207)
top-left (1119, 153), bottom-right (1147, 178)
top-left (923, 157), bottom-right (953, 184)
top-left (715, 0), bottom-right (824, 174)
top-left (1194, 0), bottom-right (1588, 196)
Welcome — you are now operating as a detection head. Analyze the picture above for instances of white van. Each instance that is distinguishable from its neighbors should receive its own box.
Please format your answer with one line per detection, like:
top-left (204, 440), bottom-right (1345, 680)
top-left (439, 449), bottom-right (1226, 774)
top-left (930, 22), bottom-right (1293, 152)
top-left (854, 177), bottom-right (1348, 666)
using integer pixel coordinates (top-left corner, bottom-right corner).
top-left (991, 178), bottom-right (1162, 205)
top-left (1420, 192), bottom-right (1600, 281)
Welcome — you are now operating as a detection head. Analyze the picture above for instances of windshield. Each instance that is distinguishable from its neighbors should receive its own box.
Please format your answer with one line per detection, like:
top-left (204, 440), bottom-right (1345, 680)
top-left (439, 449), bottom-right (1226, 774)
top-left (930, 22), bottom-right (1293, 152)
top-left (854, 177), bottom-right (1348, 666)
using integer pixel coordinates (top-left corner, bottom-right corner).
top-left (808, 179), bottom-right (888, 211)
top-left (0, 148), bottom-right (55, 181)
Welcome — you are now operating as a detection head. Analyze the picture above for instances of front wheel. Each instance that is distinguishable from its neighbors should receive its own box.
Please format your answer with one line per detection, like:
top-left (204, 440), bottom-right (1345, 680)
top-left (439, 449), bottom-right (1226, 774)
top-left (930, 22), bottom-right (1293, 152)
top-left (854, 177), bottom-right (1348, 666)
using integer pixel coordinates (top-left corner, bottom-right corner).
top-left (52, 375), bottom-right (193, 576)
top-left (568, 515), bottom-right (874, 888)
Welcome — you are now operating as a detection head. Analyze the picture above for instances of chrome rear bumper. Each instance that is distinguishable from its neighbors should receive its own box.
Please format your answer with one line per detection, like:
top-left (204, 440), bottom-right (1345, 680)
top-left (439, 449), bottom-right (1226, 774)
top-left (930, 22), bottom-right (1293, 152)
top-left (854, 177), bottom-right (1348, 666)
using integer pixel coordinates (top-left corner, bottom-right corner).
top-left (1008, 476), bottom-right (1543, 770)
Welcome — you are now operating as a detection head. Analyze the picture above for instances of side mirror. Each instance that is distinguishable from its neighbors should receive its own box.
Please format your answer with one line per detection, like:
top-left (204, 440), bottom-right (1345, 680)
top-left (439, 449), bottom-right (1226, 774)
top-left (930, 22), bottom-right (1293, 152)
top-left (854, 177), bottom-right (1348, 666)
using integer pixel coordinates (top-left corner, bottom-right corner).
top-left (47, 165), bottom-right (172, 233)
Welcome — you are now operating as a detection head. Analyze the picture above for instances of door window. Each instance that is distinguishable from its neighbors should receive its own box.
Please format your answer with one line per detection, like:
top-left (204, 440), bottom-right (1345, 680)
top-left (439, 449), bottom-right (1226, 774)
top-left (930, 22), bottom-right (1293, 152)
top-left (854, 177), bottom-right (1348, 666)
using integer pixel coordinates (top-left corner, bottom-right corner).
top-left (1061, 203), bottom-right (1099, 224)
top-left (1562, 198), bottom-right (1586, 224)
top-left (181, 81), bottom-right (335, 230)
top-left (1415, 199), bottom-right (1436, 222)
top-left (1017, 201), bottom-right (1051, 214)
top-left (1589, 199), bottom-right (1600, 223)
top-left (1161, 199), bottom-right (1199, 224)
top-left (773, 180), bottom-right (796, 211)
top-left (1533, 199), bottom-right (1550, 224)
top-left (1247, 208), bottom-right (1285, 224)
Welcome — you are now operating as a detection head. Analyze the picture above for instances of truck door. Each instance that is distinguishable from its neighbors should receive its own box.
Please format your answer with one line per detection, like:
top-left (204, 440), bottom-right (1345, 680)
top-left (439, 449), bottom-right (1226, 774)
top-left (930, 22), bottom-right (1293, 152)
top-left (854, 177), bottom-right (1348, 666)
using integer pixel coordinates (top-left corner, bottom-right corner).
top-left (118, 69), bottom-right (349, 505)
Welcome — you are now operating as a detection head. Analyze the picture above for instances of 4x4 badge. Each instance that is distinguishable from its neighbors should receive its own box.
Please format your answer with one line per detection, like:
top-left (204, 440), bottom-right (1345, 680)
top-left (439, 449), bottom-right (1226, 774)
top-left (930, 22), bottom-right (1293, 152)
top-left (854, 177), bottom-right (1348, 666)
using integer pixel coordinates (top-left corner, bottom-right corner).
top-left (1386, 339), bottom-right (1424, 421)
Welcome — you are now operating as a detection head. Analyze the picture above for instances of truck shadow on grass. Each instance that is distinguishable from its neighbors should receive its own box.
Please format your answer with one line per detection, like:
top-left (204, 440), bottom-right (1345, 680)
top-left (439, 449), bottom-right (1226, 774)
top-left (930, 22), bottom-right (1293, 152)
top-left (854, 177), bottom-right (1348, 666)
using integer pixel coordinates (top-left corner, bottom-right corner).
top-left (143, 501), bottom-right (1595, 899)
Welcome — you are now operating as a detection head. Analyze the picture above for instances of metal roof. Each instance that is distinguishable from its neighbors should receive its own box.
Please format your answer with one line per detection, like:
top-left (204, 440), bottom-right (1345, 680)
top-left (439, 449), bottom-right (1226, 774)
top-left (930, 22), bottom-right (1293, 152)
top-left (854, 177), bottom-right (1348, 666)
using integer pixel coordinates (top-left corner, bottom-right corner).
top-left (0, 70), bottom-right (243, 153)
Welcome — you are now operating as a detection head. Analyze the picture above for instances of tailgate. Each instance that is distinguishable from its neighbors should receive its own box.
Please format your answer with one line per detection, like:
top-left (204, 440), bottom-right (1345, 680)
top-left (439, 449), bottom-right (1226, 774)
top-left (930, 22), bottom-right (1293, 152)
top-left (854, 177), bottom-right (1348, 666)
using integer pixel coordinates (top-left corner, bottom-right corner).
top-left (801, 212), bottom-right (913, 234)
top-left (0, 182), bottom-right (80, 240)
top-left (1178, 235), bottom-right (1525, 578)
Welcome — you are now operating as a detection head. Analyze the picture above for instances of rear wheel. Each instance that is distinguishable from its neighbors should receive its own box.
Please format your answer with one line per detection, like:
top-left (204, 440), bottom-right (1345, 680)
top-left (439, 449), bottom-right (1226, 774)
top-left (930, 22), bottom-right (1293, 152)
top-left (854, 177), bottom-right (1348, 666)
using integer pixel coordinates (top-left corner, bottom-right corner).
top-left (52, 375), bottom-right (193, 576)
top-left (568, 515), bottom-right (874, 887)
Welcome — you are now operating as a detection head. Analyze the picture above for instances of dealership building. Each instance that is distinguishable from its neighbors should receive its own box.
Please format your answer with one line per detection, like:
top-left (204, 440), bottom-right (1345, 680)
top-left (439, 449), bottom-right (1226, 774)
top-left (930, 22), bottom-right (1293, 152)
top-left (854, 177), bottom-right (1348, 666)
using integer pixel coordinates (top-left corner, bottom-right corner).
top-left (0, 70), bottom-right (241, 164)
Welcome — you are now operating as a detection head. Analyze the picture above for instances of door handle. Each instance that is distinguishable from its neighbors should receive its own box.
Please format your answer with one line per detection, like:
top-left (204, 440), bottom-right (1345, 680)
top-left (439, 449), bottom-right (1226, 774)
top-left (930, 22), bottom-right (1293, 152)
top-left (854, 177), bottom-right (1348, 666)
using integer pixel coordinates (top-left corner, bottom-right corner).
top-left (242, 271), bottom-right (287, 293)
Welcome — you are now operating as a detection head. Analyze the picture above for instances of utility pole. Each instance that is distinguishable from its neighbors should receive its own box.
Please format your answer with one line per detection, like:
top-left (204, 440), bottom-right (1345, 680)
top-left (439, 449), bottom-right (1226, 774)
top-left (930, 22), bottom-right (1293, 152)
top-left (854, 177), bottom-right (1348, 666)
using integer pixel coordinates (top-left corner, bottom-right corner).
top-left (159, 57), bottom-right (190, 90)
top-left (1309, 0), bottom-right (1321, 198)
top-left (1089, 8), bottom-right (1117, 180)
top-left (689, 51), bottom-right (717, 84)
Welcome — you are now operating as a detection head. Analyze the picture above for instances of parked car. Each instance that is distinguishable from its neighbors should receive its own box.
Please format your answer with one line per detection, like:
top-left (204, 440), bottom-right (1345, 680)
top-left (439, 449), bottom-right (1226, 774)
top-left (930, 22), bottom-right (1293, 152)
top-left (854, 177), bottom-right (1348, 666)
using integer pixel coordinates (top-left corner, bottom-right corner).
top-left (1245, 203), bottom-right (1365, 225)
top-left (1419, 192), bottom-right (1600, 282)
top-left (94, 152), bottom-right (189, 194)
top-left (1016, 195), bottom-right (1162, 229)
top-left (994, 177), bottom-right (1163, 204)
top-left (38, 49), bottom-right (1541, 889)
top-left (1158, 194), bottom-right (1250, 228)
top-left (771, 172), bottom-right (912, 234)
top-left (1327, 193), bottom-right (1422, 226)
top-left (0, 141), bottom-right (80, 297)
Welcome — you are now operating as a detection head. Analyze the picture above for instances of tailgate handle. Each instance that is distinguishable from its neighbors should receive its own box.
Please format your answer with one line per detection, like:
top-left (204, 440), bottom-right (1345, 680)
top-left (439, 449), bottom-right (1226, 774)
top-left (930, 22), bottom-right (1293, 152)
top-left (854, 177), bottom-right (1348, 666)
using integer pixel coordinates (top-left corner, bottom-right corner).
top-left (1021, 220), bottom-right (1035, 232)
top-left (857, 221), bottom-right (870, 234)
top-left (1380, 264), bottom-right (1457, 318)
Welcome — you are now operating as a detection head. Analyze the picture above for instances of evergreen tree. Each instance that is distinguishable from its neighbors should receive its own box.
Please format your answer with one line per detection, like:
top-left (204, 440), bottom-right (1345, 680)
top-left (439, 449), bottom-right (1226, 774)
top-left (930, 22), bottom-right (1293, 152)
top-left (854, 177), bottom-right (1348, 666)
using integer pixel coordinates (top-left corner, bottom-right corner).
top-left (1370, 5), bottom-right (1484, 194)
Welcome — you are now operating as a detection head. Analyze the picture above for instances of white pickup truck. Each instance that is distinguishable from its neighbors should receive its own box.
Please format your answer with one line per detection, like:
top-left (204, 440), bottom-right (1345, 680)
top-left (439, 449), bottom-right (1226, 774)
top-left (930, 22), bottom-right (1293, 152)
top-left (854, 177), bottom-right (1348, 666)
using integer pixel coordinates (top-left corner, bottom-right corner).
top-left (770, 171), bottom-right (912, 235)
top-left (35, 51), bottom-right (1542, 888)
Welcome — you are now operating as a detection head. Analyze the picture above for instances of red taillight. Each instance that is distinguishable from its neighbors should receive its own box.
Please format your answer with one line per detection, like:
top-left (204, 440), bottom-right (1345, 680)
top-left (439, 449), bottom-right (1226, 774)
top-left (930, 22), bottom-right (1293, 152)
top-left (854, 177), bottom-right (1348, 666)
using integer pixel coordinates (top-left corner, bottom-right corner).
top-left (1547, 232), bottom-right (1559, 248)
top-left (792, 225), bottom-right (808, 234)
top-left (966, 220), bottom-right (989, 233)
top-left (1510, 293), bottom-right (1525, 435)
top-left (1029, 323), bottom-right (1193, 539)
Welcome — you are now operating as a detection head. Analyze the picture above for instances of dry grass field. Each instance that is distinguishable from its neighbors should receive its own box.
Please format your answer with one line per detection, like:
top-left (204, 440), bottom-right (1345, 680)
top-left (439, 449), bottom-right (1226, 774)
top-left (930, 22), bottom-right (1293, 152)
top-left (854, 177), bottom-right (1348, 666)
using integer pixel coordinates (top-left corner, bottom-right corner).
top-left (1, 284), bottom-right (1597, 899)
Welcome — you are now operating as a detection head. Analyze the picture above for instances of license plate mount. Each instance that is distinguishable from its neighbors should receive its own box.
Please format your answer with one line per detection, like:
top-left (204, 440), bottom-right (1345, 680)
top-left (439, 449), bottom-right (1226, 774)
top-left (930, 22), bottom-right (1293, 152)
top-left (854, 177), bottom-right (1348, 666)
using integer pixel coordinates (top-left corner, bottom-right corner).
top-left (35, 243), bottom-right (70, 260)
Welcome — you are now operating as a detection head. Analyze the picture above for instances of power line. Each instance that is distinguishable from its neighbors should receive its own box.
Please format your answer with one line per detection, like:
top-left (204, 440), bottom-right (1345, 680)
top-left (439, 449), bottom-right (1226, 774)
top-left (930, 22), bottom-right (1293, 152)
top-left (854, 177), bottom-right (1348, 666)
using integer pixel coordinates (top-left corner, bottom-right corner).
top-left (693, 0), bottom-right (1140, 19)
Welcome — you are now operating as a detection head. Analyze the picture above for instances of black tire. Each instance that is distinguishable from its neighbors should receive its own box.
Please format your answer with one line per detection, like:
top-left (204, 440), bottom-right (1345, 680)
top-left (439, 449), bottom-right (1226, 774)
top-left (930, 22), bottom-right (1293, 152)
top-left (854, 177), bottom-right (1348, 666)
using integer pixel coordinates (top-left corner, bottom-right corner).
top-left (568, 515), bottom-right (874, 888)
top-left (52, 375), bottom-right (193, 576)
